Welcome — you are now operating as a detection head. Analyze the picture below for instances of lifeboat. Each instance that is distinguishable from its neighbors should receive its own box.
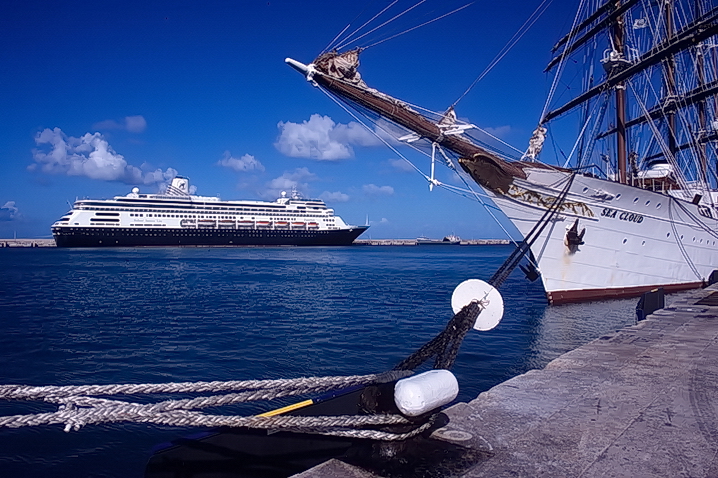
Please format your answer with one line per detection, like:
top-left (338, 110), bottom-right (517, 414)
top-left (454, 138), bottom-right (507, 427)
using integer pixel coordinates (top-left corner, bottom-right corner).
top-left (197, 219), bottom-right (216, 228)
top-left (256, 221), bottom-right (271, 228)
top-left (218, 219), bottom-right (236, 229)
top-left (275, 221), bottom-right (289, 228)
top-left (307, 222), bottom-right (319, 229)
top-left (291, 221), bottom-right (306, 228)
top-left (237, 220), bottom-right (254, 228)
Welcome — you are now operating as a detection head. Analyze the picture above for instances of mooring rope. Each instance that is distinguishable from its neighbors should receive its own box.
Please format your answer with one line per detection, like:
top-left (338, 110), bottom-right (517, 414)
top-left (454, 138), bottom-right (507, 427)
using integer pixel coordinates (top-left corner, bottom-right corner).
top-left (0, 371), bottom-right (431, 440)
top-left (0, 304), bottom-right (487, 441)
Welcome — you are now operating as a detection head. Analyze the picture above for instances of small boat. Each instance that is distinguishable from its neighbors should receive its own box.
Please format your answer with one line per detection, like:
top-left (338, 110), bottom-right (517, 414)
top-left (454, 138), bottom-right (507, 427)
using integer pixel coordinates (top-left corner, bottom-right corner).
top-left (416, 235), bottom-right (461, 245)
top-left (307, 222), bottom-right (319, 229)
top-left (291, 221), bottom-right (306, 228)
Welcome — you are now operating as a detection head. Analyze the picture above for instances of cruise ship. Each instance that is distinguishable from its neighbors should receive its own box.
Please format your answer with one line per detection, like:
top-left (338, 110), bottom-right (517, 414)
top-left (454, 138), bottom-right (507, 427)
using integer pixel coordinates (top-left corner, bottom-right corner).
top-left (51, 177), bottom-right (368, 247)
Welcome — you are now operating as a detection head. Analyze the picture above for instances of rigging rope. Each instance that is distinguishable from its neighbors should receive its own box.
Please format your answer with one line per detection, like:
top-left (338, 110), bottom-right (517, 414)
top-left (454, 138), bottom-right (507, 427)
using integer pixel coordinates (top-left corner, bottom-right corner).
top-left (538, 0), bottom-right (589, 123)
top-left (325, 1), bottom-right (398, 54)
top-left (317, 82), bottom-right (529, 255)
top-left (335, 0), bottom-right (428, 52)
top-left (363, 3), bottom-right (473, 50)
top-left (453, 0), bottom-right (553, 108)
top-left (668, 197), bottom-right (703, 280)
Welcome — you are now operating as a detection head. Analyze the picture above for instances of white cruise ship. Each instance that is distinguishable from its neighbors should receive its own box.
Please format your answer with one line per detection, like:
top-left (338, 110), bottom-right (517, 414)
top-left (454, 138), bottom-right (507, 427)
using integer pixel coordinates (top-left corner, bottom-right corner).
top-left (51, 177), bottom-right (368, 247)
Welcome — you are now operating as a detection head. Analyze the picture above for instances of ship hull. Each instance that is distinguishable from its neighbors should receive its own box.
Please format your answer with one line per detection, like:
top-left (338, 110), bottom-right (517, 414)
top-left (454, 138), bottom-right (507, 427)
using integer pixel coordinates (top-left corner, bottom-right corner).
top-left (52, 226), bottom-right (368, 247)
top-left (491, 168), bottom-right (718, 304)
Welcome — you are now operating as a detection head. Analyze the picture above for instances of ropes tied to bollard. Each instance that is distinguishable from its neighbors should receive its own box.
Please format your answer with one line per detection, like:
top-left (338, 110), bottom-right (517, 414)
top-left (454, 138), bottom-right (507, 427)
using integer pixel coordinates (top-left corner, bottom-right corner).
top-left (0, 371), bottom-right (441, 440)
top-left (0, 297), bottom-right (490, 440)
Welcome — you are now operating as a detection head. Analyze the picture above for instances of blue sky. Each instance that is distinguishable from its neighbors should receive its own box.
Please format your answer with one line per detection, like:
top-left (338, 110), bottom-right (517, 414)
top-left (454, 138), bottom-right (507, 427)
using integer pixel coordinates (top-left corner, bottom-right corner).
top-left (0, 0), bottom-right (579, 240)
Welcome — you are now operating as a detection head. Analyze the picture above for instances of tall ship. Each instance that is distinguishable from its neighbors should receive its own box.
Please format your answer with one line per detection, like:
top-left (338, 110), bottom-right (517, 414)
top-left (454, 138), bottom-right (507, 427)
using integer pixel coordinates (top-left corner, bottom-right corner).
top-left (51, 177), bottom-right (368, 247)
top-left (286, 0), bottom-right (718, 303)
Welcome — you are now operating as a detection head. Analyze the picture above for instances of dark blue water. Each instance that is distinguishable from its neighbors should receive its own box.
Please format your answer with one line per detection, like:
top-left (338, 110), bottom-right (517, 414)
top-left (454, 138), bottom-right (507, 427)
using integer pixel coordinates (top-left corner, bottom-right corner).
top-left (0, 246), bottom-right (643, 477)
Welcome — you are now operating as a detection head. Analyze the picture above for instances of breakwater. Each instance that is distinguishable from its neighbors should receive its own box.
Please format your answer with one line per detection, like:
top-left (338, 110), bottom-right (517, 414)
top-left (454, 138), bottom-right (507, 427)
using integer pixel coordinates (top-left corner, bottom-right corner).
top-left (0, 238), bottom-right (509, 248)
top-left (354, 239), bottom-right (510, 246)
top-left (0, 239), bottom-right (56, 247)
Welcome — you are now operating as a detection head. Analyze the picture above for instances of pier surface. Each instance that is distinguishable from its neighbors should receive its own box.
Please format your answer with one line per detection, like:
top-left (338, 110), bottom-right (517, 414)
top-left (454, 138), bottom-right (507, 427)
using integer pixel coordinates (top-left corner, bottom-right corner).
top-left (0, 239), bottom-right (55, 247)
top-left (298, 284), bottom-right (718, 477)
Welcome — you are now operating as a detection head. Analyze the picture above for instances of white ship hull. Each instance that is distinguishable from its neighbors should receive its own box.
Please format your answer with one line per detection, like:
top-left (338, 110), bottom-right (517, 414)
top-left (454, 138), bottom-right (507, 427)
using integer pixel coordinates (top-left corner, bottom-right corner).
top-left (491, 168), bottom-right (718, 303)
top-left (51, 177), bottom-right (369, 248)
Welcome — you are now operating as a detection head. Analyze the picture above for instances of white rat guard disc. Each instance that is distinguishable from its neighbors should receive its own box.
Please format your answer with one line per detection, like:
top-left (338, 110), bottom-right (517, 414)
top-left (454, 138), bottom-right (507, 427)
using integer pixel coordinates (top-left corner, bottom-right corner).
top-left (451, 279), bottom-right (504, 331)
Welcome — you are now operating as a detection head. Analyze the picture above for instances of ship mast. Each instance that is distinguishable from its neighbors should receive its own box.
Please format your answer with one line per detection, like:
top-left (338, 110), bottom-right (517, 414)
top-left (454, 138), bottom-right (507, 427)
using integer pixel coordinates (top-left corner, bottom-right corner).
top-left (613, 1), bottom-right (628, 184)
top-left (695, 0), bottom-right (709, 186)
top-left (665, 0), bottom-right (679, 162)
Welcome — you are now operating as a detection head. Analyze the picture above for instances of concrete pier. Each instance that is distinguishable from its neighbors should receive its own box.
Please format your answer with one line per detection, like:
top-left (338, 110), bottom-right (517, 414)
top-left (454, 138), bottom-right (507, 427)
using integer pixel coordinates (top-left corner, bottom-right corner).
top-left (354, 239), bottom-right (510, 246)
top-left (0, 239), bottom-right (55, 247)
top-left (298, 284), bottom-right (718, 477)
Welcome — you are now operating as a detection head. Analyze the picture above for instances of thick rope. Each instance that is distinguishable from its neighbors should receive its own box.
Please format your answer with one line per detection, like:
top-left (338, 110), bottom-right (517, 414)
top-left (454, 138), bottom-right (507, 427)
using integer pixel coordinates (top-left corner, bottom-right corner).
top-left (394, 301), bottom-right (482, 371)
top-left (0, 371), bottom-right (426, 440)
top-left (0, 372), bottom-right (404, 401)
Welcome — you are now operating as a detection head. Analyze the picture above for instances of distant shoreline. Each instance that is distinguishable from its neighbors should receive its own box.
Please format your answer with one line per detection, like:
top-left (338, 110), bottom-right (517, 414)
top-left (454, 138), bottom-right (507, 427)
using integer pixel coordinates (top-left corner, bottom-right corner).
top-left (0, 238), bottom-right (510, 248)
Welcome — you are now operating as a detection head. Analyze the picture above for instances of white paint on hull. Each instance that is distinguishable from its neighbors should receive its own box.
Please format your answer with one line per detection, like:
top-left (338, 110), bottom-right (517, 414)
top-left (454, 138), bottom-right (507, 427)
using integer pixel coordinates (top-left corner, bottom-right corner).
top-left (490, 169), bottom-right (718, 300)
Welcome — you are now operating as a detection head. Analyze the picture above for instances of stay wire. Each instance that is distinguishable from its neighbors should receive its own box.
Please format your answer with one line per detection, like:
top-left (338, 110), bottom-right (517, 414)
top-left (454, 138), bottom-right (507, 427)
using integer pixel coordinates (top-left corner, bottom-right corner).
top-left (363, 3), bottom-right (473, 50)
top-left (453, 0), bottom-right (553, 108)
top-left (335, 0), bottom-right (428, 52)
top-left (326, 0), bottom-right (398, 53)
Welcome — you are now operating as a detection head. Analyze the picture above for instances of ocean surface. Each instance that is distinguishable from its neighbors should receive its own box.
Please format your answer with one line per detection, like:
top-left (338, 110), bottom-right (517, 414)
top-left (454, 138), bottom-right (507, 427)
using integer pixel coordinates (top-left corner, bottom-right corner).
top-left (0, 245), bottom-right (649, 477)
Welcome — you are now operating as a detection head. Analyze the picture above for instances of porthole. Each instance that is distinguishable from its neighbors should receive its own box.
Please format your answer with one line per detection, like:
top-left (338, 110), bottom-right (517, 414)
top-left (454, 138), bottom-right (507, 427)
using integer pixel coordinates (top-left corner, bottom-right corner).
top-left (633, 197), bottom-right (639, 203)
top-left (622, 238), bottom-right (627, 244)
top-left (667, 232), bottom-right (670, 237)
top-left (615, 194), bottom-right (621, 200)
top-left (582, 187), bottom-right (588, 193)
top-left (645, 200), bottom-right (650, 206)
top-left (641, 241), bottom-right (646, 246)
top-left (656, 203), bottom-right (662, 209)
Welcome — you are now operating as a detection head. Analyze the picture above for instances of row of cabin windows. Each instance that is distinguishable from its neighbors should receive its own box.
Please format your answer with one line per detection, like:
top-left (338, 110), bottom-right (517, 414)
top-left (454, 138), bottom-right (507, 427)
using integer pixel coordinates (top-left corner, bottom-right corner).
top-left (128, 213), bottom-right (334, 221)
top-left (81, 206), bottom-right (326, 213)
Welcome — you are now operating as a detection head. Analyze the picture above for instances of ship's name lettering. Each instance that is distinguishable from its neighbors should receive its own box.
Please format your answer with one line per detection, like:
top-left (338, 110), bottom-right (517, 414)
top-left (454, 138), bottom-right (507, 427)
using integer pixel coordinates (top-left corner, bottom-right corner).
top-left (600, 208), bottom-right (643, 223)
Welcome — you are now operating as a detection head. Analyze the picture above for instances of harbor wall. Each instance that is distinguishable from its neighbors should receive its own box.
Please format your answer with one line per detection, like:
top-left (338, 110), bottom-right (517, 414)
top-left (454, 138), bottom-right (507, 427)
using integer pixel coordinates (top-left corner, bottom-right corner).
top-left (0, 239), bottom-right (56, 248)
top-left (0, 239), bottom-right (509, 248)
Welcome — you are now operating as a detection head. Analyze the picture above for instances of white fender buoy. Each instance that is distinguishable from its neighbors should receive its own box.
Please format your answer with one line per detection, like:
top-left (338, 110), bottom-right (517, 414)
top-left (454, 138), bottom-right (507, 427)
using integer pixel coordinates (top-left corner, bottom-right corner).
top-left (451, 279), bottom-right (504, 331)
top-left (393, 369), bottom-right (459, 417)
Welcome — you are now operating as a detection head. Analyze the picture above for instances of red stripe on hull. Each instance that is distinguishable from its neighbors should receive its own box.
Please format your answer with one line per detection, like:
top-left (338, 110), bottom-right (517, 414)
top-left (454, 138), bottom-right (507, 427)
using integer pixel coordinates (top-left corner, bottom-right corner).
top-left (547, 281), bottom-right (705, 304)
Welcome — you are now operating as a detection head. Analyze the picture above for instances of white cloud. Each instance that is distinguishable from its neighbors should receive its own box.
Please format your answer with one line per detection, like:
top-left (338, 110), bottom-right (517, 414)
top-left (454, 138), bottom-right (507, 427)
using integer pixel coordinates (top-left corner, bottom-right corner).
top-left (274, 114), bottom-right (382, 161)
top-left (30, 127), bottom-right (175, 185)
top-left (363, 184), bottom-right (394, 198)
top-left (217, 151), bottom-right (265, 172)
top-left (261, 167), bottom-right (317, 199)
top-left (319, 191), bottom-right (350, 203)
top-left (388, 158), bottom-right (414, 172)
top-left (93, 115), bottom-right (147, 133)
top-left (0, 201), bottom-right (19, 222)
top-left (124, 115), bottom-right (147, 133)
top-left (483, 125), bottom-right (511, 138)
